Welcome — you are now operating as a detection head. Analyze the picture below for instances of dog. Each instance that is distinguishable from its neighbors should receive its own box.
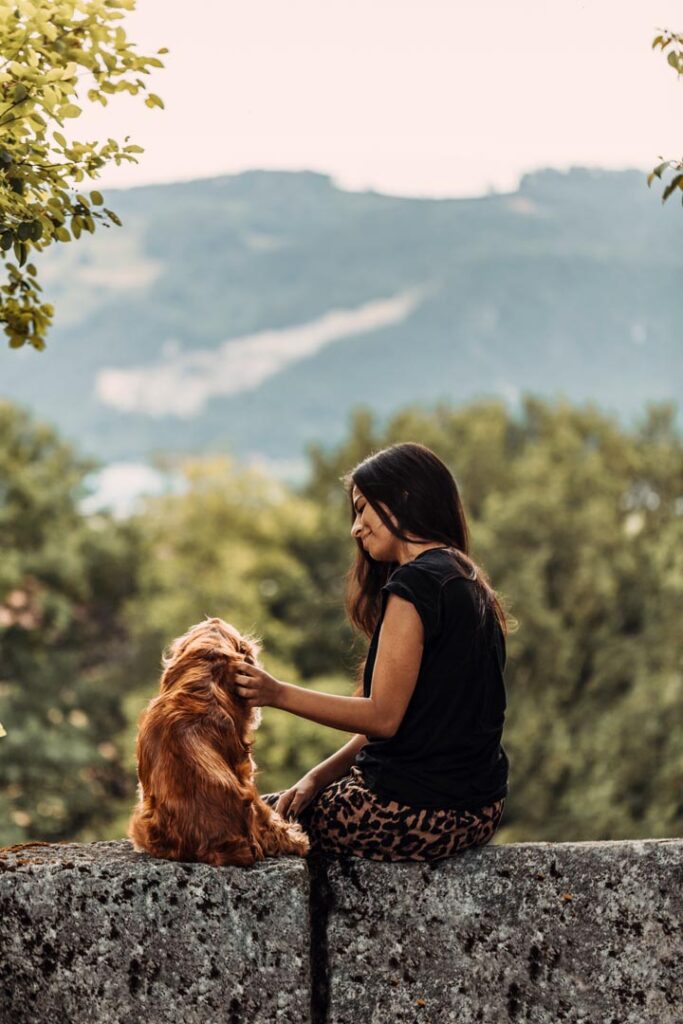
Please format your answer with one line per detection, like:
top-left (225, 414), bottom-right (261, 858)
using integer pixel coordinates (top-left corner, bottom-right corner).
top-left (128, 617), bottom-right (309, 866)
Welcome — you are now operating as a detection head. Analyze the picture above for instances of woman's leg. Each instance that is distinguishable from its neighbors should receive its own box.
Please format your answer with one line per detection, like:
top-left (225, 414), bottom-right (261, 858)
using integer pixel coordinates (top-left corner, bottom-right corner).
top-left (280, 768), bottom-right (505, 861)
top-left (262, 769), bottom-right (504, 861)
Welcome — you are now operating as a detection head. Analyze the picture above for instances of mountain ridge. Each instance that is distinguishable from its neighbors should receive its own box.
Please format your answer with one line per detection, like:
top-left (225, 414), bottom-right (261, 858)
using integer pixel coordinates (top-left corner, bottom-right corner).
top-left (0, 166), bottom-right (679, 470)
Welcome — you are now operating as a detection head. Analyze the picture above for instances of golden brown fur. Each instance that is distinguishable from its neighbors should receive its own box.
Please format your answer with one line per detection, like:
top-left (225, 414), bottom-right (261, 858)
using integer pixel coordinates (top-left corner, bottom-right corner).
top-left (128, 617), bottom-right (309, 866)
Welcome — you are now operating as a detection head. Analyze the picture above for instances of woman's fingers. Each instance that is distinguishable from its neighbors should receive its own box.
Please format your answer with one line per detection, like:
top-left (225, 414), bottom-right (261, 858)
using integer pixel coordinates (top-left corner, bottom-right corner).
top-left (234, 665), bottom-right (259, 703)
top-left (276, 788), bottom-right (295, 818)
top-left (290, 796), bottom-right (308, 818)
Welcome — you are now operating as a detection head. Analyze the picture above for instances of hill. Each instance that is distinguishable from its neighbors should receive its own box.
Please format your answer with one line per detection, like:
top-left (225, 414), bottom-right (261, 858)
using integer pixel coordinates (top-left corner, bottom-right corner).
top-left (1, 166), bottom-right (680, 475)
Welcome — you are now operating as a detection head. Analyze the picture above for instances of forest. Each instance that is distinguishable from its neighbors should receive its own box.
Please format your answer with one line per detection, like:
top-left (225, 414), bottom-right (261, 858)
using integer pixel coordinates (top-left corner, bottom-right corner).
top-left (1, 393), bottom-right (681, 848)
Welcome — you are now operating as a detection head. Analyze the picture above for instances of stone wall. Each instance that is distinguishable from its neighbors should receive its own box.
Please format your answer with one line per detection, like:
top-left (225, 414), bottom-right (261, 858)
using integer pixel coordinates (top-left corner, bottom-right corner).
top-left (1, 838), bottom-right (681, 1023)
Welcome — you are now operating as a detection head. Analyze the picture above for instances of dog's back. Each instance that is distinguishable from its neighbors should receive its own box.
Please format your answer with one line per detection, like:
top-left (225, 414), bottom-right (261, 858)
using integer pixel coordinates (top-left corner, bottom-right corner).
top-left (128, 619), bottom-right (309, 866)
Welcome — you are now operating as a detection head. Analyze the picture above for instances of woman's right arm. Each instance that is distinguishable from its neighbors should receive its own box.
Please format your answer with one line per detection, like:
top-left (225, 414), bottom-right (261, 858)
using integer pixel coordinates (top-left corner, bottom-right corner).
top-left (308, 733), bottom-right (367, 789)
top-left (274, 733), bottom-right (367, 819)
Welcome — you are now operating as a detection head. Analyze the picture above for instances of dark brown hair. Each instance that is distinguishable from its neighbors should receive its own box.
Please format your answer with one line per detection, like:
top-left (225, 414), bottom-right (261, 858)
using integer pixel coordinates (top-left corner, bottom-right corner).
top-left (343, 442), bottom-right (509, 640)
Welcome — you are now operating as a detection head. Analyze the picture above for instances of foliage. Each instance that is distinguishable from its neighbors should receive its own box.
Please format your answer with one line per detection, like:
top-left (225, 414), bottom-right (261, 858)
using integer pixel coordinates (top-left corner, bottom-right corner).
top-left (1, 396), bottom-right (681, 847)
top-left (0, 400), bottom-right (143, 844)
top-left (0, 0), bottom-right (165, 350)
top-left (125, 455), bottom-right (356, 683)
top-left (649, 29), bottom-right (683, 206)
top-left (90, 455), bottom-right (359, 836)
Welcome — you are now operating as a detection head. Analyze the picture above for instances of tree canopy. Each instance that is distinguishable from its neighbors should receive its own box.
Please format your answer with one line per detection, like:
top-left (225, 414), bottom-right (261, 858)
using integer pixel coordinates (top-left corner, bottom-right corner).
top-left (0, 0), bottom-right (164, 350)
top-left (4, 395), bottom-right (680, 846)
top-left (0, 399), bottom-right (143, 843)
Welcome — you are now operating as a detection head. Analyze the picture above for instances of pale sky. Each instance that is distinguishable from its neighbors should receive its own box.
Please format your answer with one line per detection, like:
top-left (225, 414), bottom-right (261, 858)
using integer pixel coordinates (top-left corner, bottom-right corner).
top-left (73, 0), bottom-right (683, 197)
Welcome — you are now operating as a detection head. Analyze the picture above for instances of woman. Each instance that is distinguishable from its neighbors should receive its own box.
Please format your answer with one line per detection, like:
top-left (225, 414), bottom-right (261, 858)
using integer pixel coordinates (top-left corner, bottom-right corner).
top-left (234, 442), bottom-right (510, 862)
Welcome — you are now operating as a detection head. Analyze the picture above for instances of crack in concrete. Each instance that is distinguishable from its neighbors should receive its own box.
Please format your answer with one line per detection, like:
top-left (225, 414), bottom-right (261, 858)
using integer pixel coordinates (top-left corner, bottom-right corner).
top-left (307, 853), bottom-right (335, 1024)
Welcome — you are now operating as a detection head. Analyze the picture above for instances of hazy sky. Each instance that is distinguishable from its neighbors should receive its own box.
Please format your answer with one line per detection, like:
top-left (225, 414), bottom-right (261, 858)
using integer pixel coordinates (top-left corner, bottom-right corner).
top-left (77, 0), bottom-right (682, 197)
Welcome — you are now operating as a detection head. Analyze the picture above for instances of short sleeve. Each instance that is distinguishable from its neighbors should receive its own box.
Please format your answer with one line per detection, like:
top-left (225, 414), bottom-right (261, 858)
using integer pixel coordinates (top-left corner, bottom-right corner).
top-left (381, 564), bottom-right (441, 643)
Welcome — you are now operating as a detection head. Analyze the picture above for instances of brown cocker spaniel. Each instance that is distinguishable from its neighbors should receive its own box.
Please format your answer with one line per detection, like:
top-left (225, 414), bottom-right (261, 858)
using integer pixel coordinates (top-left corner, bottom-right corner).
top-left (128, 617), bottom-right (309, 866)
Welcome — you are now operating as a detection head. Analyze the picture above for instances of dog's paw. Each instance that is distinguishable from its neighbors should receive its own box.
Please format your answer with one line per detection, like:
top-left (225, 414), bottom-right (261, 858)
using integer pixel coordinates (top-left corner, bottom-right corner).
top-left (285, 822), bottom-right (310, 856)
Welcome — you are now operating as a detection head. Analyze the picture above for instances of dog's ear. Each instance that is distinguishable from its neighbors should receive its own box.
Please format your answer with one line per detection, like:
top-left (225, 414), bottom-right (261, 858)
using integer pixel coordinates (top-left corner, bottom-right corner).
top-left (239, 636), bottom-right (260, 666)
top-left (204, 650), bottom-right (235, 690)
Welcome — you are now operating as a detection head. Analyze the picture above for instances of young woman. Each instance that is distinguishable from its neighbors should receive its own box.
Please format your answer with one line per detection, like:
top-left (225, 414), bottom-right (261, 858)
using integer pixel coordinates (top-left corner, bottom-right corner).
top-left (234, 442), bottom-right (510, 862)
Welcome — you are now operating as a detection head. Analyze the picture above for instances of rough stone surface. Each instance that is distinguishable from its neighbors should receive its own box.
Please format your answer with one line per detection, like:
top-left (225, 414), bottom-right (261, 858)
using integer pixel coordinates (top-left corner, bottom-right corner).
top-left (322, 839), bottom-right (683, 1024)
top-left (2, 838), bottom-right (682, 1024)
top-left (0, 839), bottom-right (310, 1024)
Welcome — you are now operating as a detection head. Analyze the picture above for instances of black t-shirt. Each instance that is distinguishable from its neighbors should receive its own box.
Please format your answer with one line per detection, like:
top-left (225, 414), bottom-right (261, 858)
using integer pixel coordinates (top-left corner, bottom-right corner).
top-left (354, 547), bottom-right (509, 810)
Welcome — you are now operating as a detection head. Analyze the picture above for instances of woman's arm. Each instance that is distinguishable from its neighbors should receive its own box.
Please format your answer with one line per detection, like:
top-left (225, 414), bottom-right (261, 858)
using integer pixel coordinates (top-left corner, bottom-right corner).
top-left (273, 733), bottom-right (368, 819)
top-left (234, 593), bottom-right (424, 739)
top-left (307, 733), bottom-right (368, 789)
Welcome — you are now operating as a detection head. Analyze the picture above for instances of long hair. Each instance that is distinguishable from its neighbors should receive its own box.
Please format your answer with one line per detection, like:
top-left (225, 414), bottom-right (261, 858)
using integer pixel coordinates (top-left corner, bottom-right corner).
top-left (128, 617), bottom-right (309, 866)
top-left (343, 442), bottom-right (509, 641)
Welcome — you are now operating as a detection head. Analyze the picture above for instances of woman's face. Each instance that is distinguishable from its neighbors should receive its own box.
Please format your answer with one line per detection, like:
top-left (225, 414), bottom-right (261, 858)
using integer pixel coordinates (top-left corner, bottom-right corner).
top-left (350, 485), bottom-right (400, 562)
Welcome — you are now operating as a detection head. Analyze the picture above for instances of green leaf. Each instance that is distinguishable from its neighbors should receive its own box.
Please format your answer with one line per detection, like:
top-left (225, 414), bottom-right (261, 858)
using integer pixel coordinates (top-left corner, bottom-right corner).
top-left (104, 208), bottom-right (122, 227)
top-left (662, 173), bottom-right (683, 203)
top-left (1, 0), bottom-right (165, 356)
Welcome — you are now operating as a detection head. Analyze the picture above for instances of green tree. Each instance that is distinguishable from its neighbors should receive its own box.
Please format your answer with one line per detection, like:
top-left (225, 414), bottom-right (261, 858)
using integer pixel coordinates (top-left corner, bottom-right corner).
top-left (0, 0), bottom-right (165, 350)
top-left (0, 400), bottom-right (142, 846)
top-left (4, 396), bottom-right (681, 847)
top-left (650, 29), bottom-right (683, 206)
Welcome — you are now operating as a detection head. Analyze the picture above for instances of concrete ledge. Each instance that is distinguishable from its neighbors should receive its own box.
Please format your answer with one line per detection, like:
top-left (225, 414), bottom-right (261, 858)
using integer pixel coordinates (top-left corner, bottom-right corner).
top-left (0, 840), bottom-right (310, 1024)
top-left (322, 839), bottom-right (683, 1024)
top-left (1, 838), bottom-right (681, 1024)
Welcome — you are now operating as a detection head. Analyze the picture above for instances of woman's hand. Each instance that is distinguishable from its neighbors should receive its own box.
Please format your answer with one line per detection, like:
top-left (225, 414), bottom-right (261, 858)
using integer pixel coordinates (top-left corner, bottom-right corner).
top-left (275, 772), bottom-right (322, 820)
top-left (233, 661), bottom-right (282, 708)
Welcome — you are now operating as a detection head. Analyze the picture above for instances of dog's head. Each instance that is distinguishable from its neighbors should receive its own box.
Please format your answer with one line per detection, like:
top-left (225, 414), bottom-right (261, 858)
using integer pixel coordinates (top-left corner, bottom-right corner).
top-left (159, 617), bottom-right (263, 730)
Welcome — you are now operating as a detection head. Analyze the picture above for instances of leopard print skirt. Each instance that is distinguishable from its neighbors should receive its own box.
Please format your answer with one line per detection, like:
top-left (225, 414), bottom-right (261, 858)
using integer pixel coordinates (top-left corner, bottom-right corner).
top-left (262, 765), bottom-right (505, 862)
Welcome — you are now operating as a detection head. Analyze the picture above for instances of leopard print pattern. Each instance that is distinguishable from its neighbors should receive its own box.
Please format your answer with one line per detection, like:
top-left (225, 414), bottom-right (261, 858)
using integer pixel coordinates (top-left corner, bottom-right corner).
top-left (262, 765), bottom-right (505, 862)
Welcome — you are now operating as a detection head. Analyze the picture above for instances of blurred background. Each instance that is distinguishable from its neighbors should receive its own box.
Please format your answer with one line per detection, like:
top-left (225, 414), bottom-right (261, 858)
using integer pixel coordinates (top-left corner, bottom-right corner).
top-left (0, 0), bottom-right (681, 847)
